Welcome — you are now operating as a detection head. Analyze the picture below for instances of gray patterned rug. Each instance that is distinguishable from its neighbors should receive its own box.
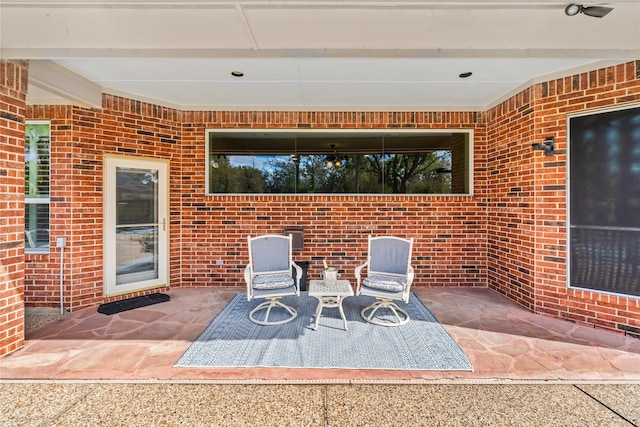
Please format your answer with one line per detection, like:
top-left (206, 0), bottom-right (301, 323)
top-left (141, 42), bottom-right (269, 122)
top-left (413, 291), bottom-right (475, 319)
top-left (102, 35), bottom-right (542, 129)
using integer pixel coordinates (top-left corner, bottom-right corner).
top-left (174, 293), bottom-right (473, 371)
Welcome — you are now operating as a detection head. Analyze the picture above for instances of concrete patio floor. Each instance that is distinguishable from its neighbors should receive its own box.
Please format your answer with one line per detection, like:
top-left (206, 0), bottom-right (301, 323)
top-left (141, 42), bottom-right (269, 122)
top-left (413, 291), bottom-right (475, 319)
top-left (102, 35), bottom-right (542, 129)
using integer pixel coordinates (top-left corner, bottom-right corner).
top-left (1, 382), bottom-right (639, 426)
top-left (1, 287), bottom-right (639, 425)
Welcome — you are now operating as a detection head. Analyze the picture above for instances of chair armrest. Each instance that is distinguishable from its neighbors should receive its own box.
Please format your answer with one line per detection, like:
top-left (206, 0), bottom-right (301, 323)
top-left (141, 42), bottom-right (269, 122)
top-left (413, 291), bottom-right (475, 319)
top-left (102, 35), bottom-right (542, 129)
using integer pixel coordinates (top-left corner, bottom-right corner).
top-left (407, 265), bottom-right (414, 286)
top-left (244, 264), bottom-right (252, 300)
top-left (403, 265), bottom-right (415, 302)
top-left (354, 262), bottom-right (368, 294)
top-left (291, 261), bottom-right (303, 294)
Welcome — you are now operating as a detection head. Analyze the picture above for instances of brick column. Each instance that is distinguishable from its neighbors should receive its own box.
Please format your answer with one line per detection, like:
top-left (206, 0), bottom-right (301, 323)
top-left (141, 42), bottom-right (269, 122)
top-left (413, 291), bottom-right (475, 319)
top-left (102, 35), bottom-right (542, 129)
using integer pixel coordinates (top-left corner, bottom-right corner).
top-left (0, 60), bottom-right (28, 356)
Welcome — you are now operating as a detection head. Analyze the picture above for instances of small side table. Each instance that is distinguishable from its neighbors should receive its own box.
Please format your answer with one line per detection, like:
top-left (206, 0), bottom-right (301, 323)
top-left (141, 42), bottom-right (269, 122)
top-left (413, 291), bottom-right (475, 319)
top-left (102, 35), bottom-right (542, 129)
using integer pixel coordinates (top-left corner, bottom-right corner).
top-left (308, 279), bottom-right (354, 331)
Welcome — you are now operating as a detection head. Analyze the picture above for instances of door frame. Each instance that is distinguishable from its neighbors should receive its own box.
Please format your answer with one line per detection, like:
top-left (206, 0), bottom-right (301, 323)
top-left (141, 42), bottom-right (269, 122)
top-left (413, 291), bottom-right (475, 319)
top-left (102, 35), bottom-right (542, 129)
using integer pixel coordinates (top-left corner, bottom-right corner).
top-left (103, 154), bottom-right (170, 297)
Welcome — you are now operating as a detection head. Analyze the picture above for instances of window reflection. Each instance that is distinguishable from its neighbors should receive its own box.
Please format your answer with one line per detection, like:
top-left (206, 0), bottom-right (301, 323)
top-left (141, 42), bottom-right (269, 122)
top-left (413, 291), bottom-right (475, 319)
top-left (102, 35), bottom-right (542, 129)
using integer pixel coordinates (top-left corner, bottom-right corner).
top-left (207, 131), bottom-right (469, 194)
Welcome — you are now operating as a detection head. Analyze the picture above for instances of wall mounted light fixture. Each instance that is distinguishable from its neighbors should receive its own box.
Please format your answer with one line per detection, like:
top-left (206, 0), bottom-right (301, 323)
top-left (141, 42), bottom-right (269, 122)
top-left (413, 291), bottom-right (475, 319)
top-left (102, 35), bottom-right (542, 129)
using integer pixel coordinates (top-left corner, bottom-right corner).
top-left (532, 136), bottom-right (555, 156)
top-left (564, 3), bottom-right (613, 18)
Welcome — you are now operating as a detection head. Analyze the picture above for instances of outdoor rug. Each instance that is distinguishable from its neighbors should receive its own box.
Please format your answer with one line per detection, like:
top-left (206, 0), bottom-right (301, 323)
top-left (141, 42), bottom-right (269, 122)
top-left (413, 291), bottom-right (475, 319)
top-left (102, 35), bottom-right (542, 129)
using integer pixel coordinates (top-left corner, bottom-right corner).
top-left (174, 293), bottom-right (473, 371)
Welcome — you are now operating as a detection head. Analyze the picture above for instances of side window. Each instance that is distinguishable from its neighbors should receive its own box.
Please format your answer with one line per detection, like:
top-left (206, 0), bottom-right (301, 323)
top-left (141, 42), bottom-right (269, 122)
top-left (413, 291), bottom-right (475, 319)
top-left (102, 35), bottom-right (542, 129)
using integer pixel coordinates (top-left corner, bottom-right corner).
top-left (569, 106), bottom-right (640, 297)
top-left (25, 121), bottom-right (50, 252)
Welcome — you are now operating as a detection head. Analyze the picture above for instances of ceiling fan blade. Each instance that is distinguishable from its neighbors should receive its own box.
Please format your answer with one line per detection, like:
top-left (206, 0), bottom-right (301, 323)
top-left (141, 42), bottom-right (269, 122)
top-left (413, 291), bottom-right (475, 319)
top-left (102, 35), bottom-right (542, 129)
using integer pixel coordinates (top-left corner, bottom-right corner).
top-left (581, 6), bottom-right (613, 18)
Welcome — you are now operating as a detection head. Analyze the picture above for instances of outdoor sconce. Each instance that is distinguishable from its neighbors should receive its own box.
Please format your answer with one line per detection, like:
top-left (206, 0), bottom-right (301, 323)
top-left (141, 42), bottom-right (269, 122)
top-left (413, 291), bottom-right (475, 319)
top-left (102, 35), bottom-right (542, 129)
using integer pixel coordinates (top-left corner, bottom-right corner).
top-left (532, 136), bottom-right (555, 156)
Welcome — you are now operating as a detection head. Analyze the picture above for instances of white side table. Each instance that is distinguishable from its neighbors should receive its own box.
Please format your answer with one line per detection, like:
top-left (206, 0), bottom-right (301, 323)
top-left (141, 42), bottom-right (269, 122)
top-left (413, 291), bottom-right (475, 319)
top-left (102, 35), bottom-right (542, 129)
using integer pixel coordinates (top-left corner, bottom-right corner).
top-left (308, 279), bottom-right (354, 331)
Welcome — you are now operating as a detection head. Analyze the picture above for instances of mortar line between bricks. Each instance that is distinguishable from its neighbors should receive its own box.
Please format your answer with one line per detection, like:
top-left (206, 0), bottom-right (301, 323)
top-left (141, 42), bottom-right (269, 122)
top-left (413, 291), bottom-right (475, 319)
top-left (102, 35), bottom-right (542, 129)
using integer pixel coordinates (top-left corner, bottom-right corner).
top-left (573, 385), bottom-right (637, 426)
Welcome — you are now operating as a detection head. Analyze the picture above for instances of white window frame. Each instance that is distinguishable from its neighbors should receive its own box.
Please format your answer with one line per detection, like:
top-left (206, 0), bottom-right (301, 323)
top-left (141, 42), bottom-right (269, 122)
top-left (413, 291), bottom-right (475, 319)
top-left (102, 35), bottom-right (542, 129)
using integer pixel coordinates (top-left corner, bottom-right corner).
top-left (25, 120), bottom-right (51, 254)
top-left (566, 103), bottom-right (640, 300)
top-left (205, 129), bottom-right (474, 196)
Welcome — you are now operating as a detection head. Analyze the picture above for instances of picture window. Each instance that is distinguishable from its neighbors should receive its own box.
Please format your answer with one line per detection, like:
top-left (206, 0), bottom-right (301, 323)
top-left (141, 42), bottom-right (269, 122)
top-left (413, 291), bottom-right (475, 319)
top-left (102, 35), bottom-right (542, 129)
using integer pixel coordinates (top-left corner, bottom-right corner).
top-left (206, 130), bottom-right (472, 195)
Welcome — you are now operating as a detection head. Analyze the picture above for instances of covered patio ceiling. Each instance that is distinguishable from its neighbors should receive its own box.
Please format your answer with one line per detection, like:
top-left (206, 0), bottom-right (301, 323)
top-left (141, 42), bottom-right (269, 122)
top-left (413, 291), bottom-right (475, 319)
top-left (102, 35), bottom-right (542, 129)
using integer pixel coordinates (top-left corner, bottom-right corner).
top-left (1, 0), bottom-right (639, 111)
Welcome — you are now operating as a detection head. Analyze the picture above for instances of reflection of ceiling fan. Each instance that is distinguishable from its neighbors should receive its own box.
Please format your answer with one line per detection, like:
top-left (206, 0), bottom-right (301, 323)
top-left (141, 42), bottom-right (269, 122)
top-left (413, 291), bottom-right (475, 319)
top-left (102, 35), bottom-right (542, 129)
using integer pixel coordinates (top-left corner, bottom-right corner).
top-left (565, 3), bottom-right (613, 18)
top-left (141, 171), bottom-right (158, 185)
top-left (326, 144), bottom-right (343, 168)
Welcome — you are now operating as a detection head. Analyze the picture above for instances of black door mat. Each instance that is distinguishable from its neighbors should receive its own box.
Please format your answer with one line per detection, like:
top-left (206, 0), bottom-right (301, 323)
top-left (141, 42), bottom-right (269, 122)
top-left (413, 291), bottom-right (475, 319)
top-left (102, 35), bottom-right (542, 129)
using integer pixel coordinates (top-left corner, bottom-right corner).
top-left (98, 293), bottom-right (170, 315)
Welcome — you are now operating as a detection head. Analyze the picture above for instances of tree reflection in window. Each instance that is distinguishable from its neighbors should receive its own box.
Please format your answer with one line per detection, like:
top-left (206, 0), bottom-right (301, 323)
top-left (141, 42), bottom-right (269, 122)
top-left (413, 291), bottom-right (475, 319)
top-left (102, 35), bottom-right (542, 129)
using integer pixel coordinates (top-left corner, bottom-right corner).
top-left (207, 131), bottom-right (470, 195)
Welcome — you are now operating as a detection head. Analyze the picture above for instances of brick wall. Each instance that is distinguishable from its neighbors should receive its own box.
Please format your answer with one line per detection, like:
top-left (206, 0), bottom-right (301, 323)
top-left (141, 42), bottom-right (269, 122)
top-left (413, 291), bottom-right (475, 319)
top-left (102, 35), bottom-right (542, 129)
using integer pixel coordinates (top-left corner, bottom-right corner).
top-left (179, 112), bottom-right (488, 289)
top-left (23, 106), bottom-right (72, 309)
top-left (0, 60), bottom-right (27, 355)
top-left (14, 60), bottom-right (640, 349)
top-left (486, 87), bottom-right (537, 310)
top-left (25, 99), bottom-right (181, 310)
top-left (487, 61), bottom-right (640, 336)
top-left (22, 105), bottom-right (488, 313)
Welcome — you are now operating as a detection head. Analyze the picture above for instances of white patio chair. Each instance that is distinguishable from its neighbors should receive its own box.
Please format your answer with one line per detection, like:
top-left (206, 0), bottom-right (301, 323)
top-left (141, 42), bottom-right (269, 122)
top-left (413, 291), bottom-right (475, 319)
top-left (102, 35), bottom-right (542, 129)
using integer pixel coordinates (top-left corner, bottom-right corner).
top-left (355, 235), bottom-right (414, 326)
top-left (244, 234), bottom-right (302, 325)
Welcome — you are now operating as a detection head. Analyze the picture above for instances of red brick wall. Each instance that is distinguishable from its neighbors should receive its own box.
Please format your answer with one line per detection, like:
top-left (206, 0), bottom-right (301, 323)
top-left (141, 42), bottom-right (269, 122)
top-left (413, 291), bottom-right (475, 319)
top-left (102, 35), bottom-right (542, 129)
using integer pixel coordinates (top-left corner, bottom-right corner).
top-left (16, 60), bottom-right (640, 344)
top-left (486, 87), bottom-right (537, 310)
top-left (25, 98), bottom-right (181, 310)
top-left (179, 112), bottom-right (488, 289)
top-left (487, 61), bottom-right (640, 336)
top-left (23, 106), bottom-right (72, 308)
top-left (23, 105), bottom-right (488, 312)
top-left (0, 60), bottom-right (27, 355)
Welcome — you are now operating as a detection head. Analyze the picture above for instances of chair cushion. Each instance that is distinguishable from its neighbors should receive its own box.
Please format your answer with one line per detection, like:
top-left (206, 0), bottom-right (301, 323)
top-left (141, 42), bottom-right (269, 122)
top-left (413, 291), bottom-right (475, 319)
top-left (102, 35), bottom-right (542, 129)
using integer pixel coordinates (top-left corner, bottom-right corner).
top-left (363, 275), bottom-right (406, 293)
top-left (252, 273), bottom-right (294, 290)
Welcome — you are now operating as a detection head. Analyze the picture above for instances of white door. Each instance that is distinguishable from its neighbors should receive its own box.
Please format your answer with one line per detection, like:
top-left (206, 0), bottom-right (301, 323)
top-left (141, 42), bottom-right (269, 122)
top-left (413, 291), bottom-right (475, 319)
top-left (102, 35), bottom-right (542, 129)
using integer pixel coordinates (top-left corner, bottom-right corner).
top-left (104, 155), bottom-right (169, 297)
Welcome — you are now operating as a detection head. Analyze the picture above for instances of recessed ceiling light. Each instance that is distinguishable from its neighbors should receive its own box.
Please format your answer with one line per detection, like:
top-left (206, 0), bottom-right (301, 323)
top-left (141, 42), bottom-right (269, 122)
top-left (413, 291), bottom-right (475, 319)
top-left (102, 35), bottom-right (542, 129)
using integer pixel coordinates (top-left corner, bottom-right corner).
top-left (231, 71), bottom-right (244, 77)
top-left (459, 72), bottom-right (473, 78)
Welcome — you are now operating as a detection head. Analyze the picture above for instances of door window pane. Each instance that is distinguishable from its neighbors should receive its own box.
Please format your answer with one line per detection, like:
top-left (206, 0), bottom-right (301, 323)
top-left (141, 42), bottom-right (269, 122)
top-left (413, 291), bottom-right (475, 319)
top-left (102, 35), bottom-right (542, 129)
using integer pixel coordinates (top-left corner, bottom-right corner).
top-left (116, 226), bottom-right (159, 284)
top-left (115, 167), bottom-right (159, 285)
top-left (116, 168), bottom-right (158, 225)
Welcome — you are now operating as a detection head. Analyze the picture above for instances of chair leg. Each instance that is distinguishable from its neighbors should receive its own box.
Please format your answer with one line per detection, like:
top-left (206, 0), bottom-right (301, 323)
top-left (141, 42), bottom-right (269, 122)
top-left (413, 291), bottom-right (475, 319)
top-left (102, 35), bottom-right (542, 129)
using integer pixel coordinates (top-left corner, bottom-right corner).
top-left (249, 297), bottom-right (297, 325)
top-left (361, 298), bottom-right (409, 327)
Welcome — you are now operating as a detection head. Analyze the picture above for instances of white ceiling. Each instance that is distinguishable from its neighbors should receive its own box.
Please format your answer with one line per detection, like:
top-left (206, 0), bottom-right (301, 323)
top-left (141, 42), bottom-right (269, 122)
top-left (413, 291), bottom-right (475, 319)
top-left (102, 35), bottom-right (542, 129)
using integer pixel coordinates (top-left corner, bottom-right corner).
top-left (1, 1), bottom-right (639, 111)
